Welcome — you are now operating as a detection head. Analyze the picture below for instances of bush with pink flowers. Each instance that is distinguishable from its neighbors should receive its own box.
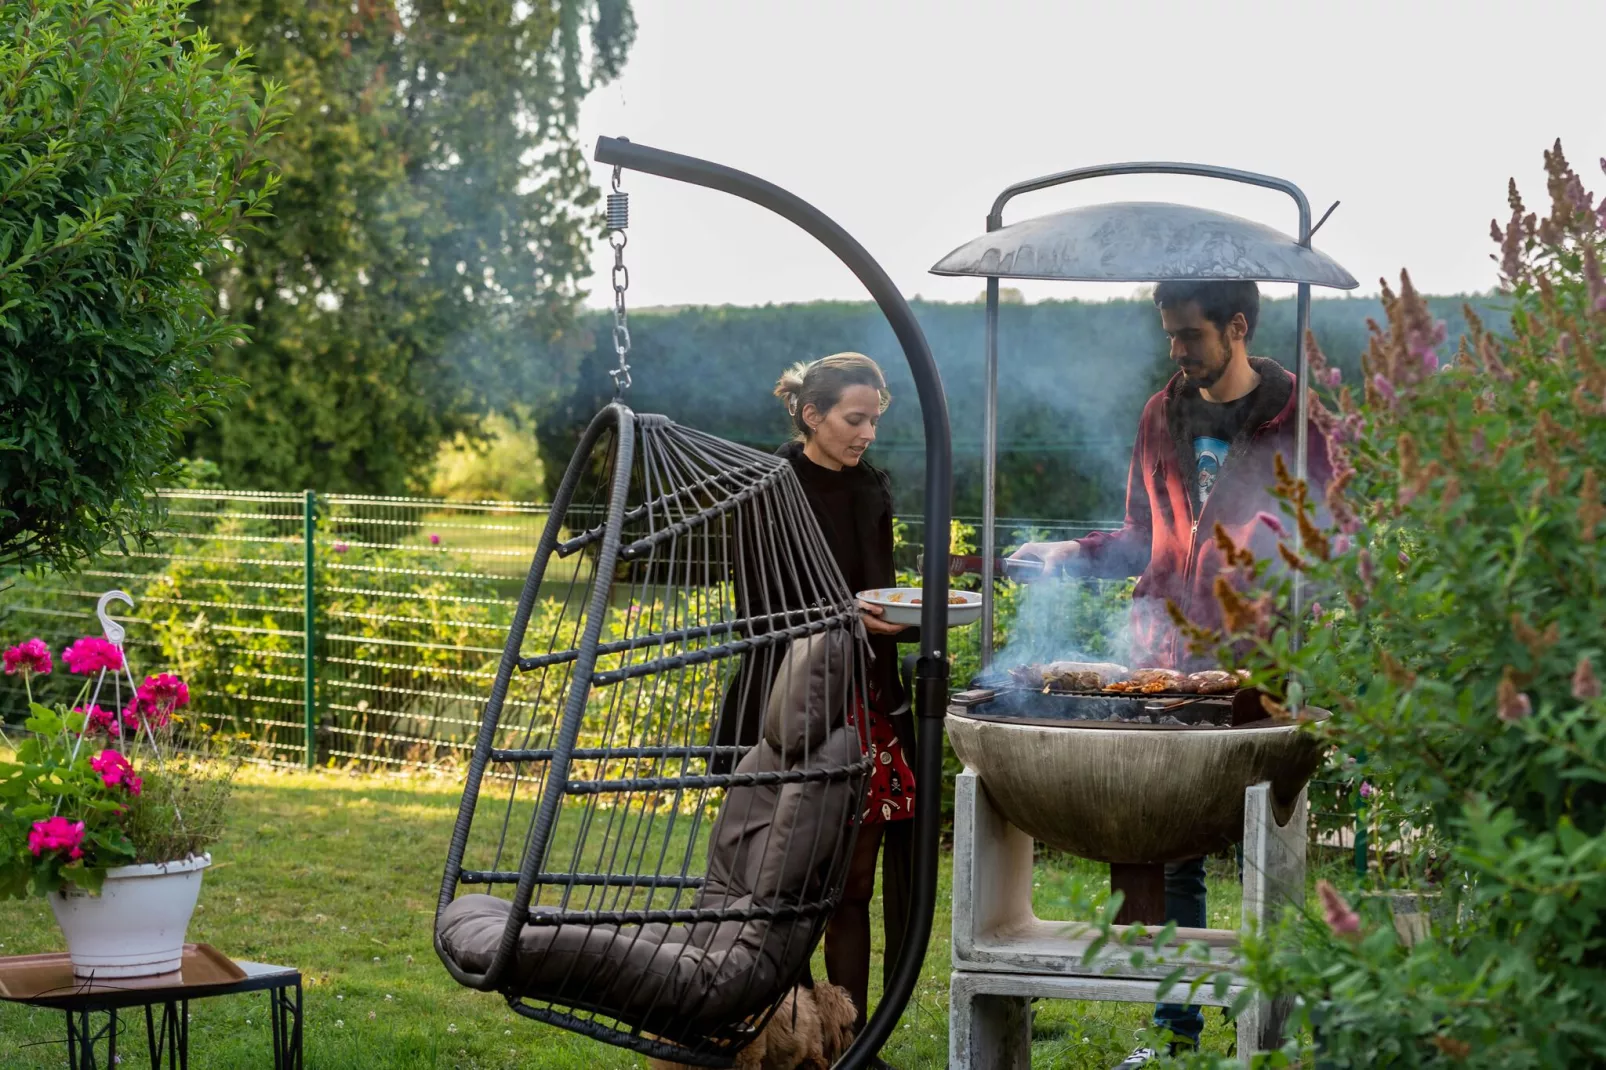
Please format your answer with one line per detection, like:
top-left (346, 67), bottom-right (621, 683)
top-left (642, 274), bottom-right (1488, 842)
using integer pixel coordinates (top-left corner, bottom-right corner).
top-left (1163, 143), bottom-right (1606, 1068)
top-left (0, 635), bottom-right (238, 897)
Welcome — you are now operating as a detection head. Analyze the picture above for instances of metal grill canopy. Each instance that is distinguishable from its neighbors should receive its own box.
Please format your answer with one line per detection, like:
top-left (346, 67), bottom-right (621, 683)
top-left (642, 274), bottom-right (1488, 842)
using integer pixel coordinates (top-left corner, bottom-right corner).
top-left (930, 201), bottom-right (1359, 288)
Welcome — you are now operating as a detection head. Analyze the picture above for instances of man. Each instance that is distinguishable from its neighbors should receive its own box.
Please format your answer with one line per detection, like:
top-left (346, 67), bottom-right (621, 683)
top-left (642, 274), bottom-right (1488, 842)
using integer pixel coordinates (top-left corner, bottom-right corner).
top-left (1010, 279), bottom-right (1331, 1066)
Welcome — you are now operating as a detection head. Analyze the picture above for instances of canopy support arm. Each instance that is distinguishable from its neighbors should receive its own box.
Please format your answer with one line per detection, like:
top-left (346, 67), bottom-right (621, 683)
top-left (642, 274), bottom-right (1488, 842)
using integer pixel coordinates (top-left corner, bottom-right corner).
top-left (977, 161), bottom-right (1314, 656)
top-left (592, 136), bottom-right (952, 1070)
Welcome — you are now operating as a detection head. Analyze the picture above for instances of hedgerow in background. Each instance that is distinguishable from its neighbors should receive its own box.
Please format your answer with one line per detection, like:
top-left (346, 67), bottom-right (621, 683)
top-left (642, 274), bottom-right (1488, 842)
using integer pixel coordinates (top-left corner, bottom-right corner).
top-left (0, 0), bottom-right (282, 574)
top-left (1186, 142), bottom-right (1606, 1068)
top-left (184, 0), bottom-right (636, 495)
top-left (540, 295), bottom-right (1509, 524)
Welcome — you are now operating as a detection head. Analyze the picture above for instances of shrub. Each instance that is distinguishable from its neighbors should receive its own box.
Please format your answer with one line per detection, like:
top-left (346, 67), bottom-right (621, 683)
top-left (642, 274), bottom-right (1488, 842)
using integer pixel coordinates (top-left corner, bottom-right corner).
top-left (1187, 143), bottom-right (1606, 1067)
top-left (0, 0), bottom-right (281, 574)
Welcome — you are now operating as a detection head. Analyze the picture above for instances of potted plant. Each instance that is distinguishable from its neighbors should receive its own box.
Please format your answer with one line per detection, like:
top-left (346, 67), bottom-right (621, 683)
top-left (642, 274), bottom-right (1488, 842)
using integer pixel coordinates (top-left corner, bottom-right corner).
top-left (0, 631), bottom-right (239, 978)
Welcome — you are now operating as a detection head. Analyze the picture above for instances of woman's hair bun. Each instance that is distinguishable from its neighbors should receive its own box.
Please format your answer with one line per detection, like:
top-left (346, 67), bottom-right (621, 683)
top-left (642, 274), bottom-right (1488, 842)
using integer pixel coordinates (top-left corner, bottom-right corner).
top-left (773, 361), bottom-right (810, 415)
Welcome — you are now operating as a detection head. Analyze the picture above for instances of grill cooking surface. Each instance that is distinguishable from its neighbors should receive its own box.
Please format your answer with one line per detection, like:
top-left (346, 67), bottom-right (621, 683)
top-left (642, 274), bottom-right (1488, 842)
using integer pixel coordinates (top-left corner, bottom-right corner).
top-left (953, 686), bottom-right (1240, 729)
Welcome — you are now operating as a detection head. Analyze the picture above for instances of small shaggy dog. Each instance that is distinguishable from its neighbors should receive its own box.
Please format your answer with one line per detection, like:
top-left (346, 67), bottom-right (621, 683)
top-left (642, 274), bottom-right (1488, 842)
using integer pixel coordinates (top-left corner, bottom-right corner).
top-left (649, 982), bottom-right (857, 1070)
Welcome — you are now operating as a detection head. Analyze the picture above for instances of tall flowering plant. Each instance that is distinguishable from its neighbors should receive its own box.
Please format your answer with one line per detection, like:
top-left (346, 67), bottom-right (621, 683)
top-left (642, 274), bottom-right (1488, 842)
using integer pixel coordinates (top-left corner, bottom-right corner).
top-left (1173, 143), bottom-right (1606, 1067)
top-left (0, 633), bottom-right (229, 898)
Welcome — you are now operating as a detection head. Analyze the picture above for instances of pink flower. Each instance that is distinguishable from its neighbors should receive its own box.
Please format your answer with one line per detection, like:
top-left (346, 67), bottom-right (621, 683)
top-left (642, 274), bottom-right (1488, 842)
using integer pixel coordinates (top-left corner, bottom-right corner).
top-left (334, 542), bottom-right (349, 553)
top-left (1255, 511), bottom-right (1288, 538)
top-left (428, 533), bottom-right (441, 546)
top-left (122, 673), bottom-right (190, 729)
top-left (140, 673), bottom-right (190, 711)
top-left (28, 816), bottom-right (86, 860)
top-left (90, 750), bottom-right (142, 795)
top-left (1498, 688), bottom-right (1532, 724)
top-left (1572, 656), bottom-right (1599, 702)
top-left (1398, 551), bottom-right (1411, 567)
top-left (62, 637), bottom-right (124, 675)
top-left (1334, 534), bottom-right (1353, 556)
top-left (1372, 374), bottom-right (1397, 405)
top-left (1358, 781), bottom-right (1375, 799)
top-left (1317, 880), bottom-right (1361, 937)
top-left (74, 704), bottom-right (137, 735)
top-left (1323, 368), bottom-right (1342, 389)
top-left (4, 638), bottom-right (53, 676)
top-left (1310, 601), bottom-right (1324, 619)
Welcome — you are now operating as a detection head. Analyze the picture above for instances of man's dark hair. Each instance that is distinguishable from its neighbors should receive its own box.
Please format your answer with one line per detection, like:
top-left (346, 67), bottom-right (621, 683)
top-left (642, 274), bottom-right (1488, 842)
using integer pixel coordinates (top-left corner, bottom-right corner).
top-left (1152, 280), bottom-right (1261, 343)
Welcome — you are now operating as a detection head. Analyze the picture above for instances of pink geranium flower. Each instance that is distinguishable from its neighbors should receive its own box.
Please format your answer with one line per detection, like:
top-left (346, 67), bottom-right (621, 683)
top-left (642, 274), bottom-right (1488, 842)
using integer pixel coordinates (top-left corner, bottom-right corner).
top-left (122, 673), bottom-right (190, 728)
top-left (139, 673), bottom-right (190, 711)
top-left (62, 636), bottom-right (124, 675)
top-left (28, 816), bottom-right (86, 859)
top-left (74, 704), bottom-right (138, 735)
top-left (428, 533), bottom-right (441, 546)
top-left (90, 750), bottom-right (143, 795)
top-left (3, 638), bottom-right (53, 676)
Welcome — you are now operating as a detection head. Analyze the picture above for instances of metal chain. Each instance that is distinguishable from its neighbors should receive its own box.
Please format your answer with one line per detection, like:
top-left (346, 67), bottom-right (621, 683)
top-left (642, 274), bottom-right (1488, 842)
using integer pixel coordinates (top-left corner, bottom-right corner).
top-left (607, 166), bottom-right (631, 395)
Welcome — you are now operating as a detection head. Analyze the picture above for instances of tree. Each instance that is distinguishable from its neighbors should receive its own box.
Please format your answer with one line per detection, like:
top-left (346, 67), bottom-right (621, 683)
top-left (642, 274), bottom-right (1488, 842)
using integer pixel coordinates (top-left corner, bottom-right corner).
top-left (184, 0), bottom-right (635, 494)
top-left (0, 0), bottom-right (282, 574)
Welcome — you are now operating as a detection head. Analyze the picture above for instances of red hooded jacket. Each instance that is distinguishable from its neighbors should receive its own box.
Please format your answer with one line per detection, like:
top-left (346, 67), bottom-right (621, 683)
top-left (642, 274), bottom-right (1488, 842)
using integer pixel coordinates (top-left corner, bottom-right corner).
top-left (1074, 357), bottom-right (1332, 670)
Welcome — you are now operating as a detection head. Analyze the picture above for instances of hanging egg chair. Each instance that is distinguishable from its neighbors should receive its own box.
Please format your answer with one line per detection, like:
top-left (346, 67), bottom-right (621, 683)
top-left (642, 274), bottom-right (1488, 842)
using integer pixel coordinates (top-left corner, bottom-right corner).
top-left (435, 139), bottom-right (956, 1070)
top-left (435, 401), bottom-right (875, 1065)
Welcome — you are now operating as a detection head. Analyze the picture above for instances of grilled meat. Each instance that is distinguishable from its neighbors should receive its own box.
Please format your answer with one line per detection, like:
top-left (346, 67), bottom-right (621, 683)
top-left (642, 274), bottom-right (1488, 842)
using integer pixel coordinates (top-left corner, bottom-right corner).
top-left (1179, 670), bottom-right (1239, 695)
top-left (1103, 668), bottom-right (1186, 693)
top-left (1007, 661), bottom-right (1129, 692)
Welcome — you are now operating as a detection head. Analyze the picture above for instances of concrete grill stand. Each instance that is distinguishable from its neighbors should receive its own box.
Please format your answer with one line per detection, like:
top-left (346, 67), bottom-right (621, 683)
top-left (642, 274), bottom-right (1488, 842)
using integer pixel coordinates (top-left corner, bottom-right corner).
top-left (927, 167), bottom-right (1358, 1066)
top-left (949, 771), bottom-right (1305, 1067)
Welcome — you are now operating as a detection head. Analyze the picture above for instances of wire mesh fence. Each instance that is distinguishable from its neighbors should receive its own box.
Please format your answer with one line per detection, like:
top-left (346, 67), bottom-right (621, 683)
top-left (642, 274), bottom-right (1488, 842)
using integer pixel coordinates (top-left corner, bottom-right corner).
top-left (1, 490), bottom-right (1364, 869)
top-left (2, 490), bottom-right (311, 766)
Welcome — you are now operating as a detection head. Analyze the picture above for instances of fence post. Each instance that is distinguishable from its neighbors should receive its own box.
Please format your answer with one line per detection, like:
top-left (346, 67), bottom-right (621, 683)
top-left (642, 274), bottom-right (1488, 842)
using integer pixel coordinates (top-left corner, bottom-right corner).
top-left (303, 490), bottom-right (317, 769)
top-left (1353, 787), bottom-right (1369, 878)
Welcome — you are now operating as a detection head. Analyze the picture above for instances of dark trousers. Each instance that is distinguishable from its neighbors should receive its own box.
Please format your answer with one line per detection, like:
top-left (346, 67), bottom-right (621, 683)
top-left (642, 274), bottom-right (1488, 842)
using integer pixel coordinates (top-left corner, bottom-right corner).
top-left (1153, 857), bottom-right (1207, 1046)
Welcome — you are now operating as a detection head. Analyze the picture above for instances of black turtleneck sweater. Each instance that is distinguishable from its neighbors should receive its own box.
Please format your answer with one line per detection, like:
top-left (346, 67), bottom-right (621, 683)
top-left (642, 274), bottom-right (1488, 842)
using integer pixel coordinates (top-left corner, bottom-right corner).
top-left (710, 440), bottom-right (915, 767)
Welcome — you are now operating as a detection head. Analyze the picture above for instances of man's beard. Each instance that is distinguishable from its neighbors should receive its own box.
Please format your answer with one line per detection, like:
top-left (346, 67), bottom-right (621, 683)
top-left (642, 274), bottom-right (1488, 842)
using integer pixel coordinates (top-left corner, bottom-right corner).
top-left (1182, 355), bottom-right (1227, 389)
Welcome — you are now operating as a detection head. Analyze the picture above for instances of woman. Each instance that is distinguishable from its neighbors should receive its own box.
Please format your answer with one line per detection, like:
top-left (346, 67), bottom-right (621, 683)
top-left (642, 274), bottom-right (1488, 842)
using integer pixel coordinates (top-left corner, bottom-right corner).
top-left (712, 352), bottom-right (917, 1035)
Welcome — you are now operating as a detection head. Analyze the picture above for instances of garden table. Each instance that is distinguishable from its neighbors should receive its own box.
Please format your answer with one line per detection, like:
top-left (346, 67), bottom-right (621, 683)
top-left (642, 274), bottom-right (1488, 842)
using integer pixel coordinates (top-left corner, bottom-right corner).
top-left (0, 944), bottom-right (302, 1069)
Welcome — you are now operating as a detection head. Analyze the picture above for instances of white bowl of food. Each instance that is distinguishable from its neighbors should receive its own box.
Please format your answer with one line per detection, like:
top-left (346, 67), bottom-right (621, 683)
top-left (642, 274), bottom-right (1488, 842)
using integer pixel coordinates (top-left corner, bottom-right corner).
top-left (857, 587), bottom-right (982, 629)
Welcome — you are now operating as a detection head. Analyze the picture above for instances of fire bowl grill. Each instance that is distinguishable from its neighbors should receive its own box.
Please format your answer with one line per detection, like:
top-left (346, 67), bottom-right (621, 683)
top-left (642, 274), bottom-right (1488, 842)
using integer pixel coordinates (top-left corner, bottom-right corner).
top-left (946, 690), bottom-right (1329, 870)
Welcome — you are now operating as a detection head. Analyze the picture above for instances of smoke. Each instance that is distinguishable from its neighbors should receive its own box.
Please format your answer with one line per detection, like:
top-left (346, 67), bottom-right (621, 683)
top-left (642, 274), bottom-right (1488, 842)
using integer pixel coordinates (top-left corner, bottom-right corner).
top-left (973, 576), bottom-right (1140, 687)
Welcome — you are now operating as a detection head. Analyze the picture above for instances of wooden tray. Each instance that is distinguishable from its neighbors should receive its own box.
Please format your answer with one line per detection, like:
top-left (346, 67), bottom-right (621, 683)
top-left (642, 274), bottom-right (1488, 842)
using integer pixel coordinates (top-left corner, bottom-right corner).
top-left (0, 943), bottom-right (246, 1001)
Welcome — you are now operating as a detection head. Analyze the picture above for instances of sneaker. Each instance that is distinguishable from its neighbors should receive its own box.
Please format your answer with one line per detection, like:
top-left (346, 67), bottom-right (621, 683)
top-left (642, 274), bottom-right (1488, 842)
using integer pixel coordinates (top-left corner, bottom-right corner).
top-left (1111, 1047), bottom-right (1162, 1069)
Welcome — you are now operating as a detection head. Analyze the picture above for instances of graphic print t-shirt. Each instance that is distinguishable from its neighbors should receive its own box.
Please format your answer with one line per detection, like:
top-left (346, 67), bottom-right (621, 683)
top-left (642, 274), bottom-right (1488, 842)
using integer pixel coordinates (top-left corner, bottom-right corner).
top-left (1177, 387), bottom-right (1260, 508)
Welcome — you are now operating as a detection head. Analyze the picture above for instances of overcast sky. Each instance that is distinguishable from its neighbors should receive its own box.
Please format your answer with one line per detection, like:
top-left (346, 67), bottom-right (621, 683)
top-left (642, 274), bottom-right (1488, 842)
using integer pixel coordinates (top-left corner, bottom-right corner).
top-left (575, 0), bottom-right (1604, 310)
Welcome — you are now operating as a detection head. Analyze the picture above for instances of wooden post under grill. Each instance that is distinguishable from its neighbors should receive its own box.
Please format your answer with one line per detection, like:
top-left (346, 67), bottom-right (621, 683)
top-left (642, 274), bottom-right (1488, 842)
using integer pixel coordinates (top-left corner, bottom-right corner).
top-left (1110, 862), bottom-right (1168, 926)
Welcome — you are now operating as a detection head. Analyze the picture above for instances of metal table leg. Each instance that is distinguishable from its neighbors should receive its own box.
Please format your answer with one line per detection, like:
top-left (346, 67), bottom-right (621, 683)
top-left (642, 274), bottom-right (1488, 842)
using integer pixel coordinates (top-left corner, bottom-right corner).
top-left (145, 998), bottom-right (189, 1069)
top-left (65, 1008), bottom-right (118, 1070)
top-left (270, 979), bottom-right (304, 1070)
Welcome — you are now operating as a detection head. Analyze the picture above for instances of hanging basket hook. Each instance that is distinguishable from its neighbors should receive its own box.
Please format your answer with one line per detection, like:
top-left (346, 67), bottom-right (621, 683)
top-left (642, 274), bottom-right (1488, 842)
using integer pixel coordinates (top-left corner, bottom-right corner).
top-left (96, 589), bottom-right (134, 646)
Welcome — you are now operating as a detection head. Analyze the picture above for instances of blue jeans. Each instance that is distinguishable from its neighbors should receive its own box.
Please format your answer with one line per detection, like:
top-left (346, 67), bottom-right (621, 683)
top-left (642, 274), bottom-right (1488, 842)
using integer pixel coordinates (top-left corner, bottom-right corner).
top-left (1153, 857), bottom-right (1207, 1047)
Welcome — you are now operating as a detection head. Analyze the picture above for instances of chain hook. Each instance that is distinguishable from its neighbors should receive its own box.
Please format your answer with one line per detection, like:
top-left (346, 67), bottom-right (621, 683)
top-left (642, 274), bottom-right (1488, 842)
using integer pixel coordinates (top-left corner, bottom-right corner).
top-left (606, 164), bottom-right (631, 395)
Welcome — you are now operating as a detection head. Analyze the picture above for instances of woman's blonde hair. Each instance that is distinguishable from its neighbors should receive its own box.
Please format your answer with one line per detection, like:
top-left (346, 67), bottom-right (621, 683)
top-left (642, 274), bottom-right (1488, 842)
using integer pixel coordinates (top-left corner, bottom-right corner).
top-left (773, 353), bottom-right (890, 440)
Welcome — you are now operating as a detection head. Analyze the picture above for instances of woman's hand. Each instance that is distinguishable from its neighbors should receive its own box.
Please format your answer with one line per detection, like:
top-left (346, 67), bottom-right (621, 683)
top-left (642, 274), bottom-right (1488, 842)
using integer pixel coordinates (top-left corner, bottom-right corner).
top-left (857, 599), bottom-right (905, 636)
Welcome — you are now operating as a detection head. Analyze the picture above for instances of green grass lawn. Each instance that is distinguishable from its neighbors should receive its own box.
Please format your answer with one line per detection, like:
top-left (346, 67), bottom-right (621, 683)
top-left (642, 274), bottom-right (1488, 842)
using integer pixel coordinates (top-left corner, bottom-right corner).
top-left (0, 767), bottom-right (1264, 1069)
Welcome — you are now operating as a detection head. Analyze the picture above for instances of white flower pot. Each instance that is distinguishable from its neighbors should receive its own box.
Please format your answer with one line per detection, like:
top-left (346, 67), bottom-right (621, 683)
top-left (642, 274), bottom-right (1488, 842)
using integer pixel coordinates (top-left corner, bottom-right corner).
top-left (48, 853), bottom-right (211, 979)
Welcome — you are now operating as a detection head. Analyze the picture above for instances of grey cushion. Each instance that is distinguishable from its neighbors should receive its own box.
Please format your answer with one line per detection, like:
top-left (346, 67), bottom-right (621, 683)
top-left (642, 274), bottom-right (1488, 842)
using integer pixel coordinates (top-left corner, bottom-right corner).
top-left (762, 628), bottom-right (852, 760)
top-left (438, 627), bottom-right (862, 1033)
